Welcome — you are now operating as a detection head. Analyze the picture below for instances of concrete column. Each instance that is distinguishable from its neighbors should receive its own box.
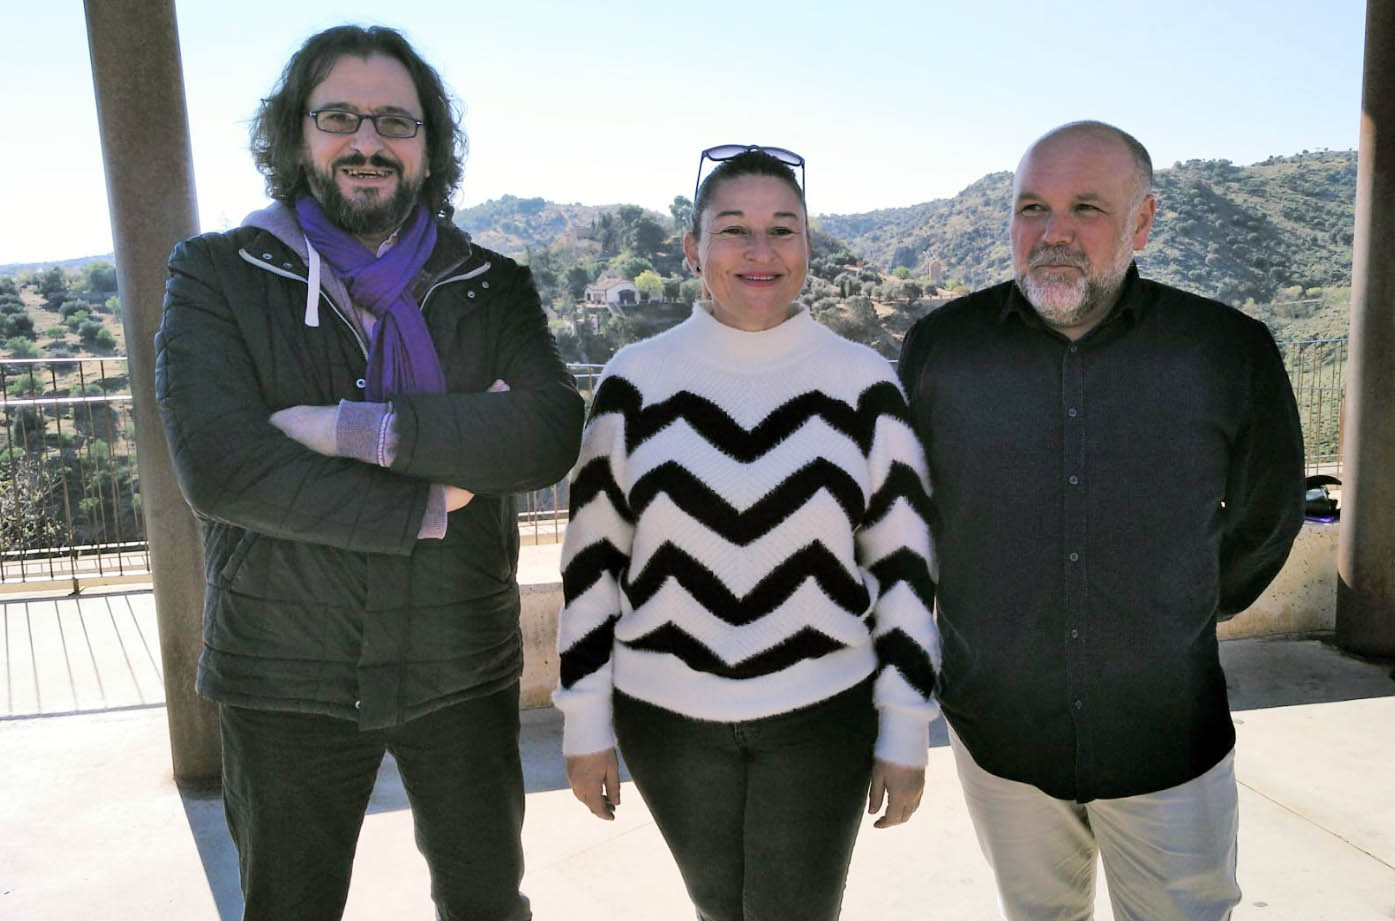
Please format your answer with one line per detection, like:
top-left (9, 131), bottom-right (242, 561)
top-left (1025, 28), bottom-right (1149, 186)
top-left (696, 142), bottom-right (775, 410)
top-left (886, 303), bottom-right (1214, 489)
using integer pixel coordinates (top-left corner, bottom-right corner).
top-left (1337, 1), bottom-right (1395, 656)
top-left (85, 0), bottom-right (219, 782)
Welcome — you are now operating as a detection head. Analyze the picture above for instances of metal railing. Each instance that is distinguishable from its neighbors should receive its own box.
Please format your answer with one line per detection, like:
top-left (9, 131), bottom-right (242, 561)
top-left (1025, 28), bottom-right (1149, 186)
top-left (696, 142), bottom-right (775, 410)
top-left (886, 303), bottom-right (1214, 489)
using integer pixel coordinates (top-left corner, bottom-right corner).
top-left (0, 347), bottom-right (1343, 591)
top-left (1, 357), bottom-right (146, 591)
top-left (1276, 338), bottom-right (1347, 474)
top-left (0, 359), bottom-right (607, 589)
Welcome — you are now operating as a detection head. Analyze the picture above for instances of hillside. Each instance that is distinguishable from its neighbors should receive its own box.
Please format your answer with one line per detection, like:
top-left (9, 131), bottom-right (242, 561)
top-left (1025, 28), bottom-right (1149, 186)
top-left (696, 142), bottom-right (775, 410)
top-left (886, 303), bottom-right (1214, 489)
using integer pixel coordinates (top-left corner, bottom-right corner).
top-left (2, 150), bottom-right (1359, 367)
top-left (455, 195), bottom-right (669, 256)
top-left (817, 150), bottom-right (1357, 307)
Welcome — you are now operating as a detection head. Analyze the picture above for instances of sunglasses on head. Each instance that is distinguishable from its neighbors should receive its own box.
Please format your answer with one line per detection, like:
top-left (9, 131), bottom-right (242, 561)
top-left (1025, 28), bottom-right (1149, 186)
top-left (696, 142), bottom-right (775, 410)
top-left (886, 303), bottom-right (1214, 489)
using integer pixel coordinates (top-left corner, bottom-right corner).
top-left (694, 144), bottom-right (806, 202)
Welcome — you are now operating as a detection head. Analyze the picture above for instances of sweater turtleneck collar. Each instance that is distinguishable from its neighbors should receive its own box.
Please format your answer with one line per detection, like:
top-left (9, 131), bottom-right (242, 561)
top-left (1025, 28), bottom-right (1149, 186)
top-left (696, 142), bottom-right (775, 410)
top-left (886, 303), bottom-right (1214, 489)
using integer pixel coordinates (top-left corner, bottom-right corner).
top-left (685, 301), bottom-right (820, 369)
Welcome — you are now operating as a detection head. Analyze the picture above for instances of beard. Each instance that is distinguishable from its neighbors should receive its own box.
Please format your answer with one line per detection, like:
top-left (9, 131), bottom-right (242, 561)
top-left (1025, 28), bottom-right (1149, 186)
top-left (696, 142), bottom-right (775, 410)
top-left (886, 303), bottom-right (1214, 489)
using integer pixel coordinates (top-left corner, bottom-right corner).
top-left (1016, 235), bottom-right (1134, 330)
top-left (304, 152), bottom-right (424, 239)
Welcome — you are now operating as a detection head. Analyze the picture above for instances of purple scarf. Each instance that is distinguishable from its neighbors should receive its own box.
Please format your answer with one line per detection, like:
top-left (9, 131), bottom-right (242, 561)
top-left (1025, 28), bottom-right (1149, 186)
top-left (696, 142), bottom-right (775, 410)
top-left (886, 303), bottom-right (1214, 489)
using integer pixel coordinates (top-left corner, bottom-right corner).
top-left (295, 196), bottom-right (446, 400)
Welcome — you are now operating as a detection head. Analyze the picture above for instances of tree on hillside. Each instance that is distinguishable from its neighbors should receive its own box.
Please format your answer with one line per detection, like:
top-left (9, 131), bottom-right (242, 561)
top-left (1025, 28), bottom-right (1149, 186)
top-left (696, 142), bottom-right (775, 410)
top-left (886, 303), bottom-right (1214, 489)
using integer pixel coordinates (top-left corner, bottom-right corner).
top-left (81, 261), bottom-right (118, 294)
top-left (608, 252), bottom-right (654, 281)
top-left (670, 196), bottom-right (694, 234)
top-left (634, 270), bottom-right (664, 302)
top-left (631, 218), bottom-right (667, 258)
top-left (591, 213), bottom-right (619, 254)
top-left (38, 266), bottom-right (68, 298)
top-left (564, 265), bottom-right (592, 301)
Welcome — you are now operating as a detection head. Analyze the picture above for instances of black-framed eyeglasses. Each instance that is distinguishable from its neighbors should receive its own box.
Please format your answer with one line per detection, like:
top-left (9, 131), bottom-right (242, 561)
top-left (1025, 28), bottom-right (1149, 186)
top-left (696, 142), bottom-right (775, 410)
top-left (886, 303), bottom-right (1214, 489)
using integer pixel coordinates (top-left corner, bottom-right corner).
top-left (694, 144), bottom-right (805, 202)
top-left (306, 109), bottom-right (424, 139)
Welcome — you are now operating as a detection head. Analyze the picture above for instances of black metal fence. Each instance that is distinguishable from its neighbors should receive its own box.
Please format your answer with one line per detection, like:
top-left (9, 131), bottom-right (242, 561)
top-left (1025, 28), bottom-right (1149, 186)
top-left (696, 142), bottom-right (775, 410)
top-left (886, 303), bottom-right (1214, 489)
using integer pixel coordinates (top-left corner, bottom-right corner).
top-left (0, 357), bottom-right (145, 590)
top-left (0, 348), bottom-right (1343, 590)
top-left (1277, 338), bottom-right (1347, 473)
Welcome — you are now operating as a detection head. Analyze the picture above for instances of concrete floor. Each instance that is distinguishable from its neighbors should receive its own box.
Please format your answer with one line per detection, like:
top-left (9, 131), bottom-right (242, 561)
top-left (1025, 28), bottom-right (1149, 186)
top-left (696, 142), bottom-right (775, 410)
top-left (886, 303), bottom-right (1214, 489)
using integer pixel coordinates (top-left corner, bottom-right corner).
top-left (1, 635), bottom-right (1393, 919)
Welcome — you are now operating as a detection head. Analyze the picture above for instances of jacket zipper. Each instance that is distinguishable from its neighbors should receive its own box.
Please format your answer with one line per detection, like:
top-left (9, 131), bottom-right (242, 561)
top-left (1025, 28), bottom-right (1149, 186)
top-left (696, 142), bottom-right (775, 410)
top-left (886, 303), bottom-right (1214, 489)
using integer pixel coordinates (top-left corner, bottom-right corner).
top-left (239, 249), bottom-right (494, 350)
top-left (239, 248), bottom-right (371, 357)
top-left (420, 262), bottom-right (490, 315)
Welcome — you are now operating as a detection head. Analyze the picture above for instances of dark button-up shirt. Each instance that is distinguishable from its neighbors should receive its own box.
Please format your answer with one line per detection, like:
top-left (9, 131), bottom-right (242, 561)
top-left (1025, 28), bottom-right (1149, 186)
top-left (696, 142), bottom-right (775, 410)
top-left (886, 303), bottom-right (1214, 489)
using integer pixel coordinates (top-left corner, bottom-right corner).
top-left (898, 265), bottom-right (1304, 801)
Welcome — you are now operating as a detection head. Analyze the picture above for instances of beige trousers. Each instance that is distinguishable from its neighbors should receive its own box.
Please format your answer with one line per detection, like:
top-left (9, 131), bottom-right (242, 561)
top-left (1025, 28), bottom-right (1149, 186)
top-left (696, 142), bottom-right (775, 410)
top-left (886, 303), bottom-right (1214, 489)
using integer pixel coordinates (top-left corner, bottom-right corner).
top-left (949, 727), bottom-right (1241, 921)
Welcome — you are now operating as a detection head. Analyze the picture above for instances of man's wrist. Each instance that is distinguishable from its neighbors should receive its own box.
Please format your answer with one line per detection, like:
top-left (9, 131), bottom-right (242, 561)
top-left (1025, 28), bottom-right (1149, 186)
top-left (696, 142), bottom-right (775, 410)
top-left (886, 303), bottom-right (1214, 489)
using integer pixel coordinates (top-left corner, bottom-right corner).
top-left (335, 399), bottom-right (395, 466)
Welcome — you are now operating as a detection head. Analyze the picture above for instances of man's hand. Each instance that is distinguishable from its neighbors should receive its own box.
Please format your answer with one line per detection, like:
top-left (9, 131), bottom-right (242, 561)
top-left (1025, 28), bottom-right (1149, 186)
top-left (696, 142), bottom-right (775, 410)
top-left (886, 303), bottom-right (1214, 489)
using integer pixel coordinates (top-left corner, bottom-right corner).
top-left (442, 485), bottom-right (475, 511)
top-left (566, 748), bottom-right (621, 820)
top-left (269, 404), bottom-right (338, 456)
top-left (868, 759), bottom-right (925, 829)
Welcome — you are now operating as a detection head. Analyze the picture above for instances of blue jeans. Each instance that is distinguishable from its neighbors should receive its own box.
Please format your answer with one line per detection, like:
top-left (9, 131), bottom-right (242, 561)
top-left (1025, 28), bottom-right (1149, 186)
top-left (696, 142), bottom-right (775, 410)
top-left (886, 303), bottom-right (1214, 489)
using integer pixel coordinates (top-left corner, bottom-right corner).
top-left (614, 678), bottom-right (877, 921)
top-left (219, 683), bottom-right (531, 921)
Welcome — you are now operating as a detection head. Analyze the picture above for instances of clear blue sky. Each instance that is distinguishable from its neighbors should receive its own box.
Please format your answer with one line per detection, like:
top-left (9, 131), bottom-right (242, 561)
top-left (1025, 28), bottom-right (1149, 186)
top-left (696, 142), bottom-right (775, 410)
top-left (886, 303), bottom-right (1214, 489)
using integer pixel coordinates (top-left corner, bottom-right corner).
top-left (6, 0), bottom-right (1367, 264)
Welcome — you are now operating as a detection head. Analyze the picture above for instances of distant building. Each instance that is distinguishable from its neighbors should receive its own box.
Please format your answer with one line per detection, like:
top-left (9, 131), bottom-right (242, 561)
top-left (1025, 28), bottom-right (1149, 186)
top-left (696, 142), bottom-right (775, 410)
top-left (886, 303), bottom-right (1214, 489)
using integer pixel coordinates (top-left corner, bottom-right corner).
top-left (584, 278), bottom-right (639, 310)
top-left (928, 257), bottom-right (945, 286)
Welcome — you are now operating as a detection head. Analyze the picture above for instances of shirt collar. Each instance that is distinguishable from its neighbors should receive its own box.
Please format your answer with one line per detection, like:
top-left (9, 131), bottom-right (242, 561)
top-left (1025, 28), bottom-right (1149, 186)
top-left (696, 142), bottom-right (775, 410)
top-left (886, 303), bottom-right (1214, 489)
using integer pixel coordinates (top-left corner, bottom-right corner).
top-left (999, 262), bottom-right (1148, 335)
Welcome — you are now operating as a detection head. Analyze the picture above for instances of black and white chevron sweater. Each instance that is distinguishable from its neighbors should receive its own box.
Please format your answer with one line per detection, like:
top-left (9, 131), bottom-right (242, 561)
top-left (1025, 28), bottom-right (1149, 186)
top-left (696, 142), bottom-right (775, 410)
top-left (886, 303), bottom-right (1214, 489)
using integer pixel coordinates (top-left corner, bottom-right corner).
top-left (554, 304), bottom-right (941, 767)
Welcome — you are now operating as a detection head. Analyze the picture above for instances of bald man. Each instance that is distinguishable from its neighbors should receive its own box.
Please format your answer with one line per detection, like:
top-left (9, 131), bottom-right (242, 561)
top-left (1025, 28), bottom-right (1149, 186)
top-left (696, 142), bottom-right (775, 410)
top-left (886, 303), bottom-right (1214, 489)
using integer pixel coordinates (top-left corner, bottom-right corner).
top-left (898, 121), bottom-right (1305, 920)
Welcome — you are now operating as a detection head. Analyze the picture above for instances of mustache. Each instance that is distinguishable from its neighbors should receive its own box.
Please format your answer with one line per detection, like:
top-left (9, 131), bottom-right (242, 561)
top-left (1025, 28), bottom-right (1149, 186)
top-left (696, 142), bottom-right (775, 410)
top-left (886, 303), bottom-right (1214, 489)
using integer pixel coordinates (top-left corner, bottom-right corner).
top-left (1028, 245), bottom-right (1088, 271)
top-left (333, 152), bottom-right (401, 173)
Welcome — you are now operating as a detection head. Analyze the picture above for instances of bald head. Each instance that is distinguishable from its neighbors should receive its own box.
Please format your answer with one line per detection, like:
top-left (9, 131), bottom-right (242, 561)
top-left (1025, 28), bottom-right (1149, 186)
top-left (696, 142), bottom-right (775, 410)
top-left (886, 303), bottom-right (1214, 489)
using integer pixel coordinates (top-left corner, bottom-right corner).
top-left (1009, 120), bottom-right (1158, 340)
top-left (1017, 121), bottom-right (1153, 206)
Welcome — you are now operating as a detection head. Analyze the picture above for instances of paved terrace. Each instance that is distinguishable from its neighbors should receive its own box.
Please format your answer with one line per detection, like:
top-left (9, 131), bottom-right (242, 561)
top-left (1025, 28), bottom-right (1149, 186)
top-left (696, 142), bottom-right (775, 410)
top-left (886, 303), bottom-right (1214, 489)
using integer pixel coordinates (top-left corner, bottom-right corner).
top-left (2, 544), bottom-right (1393, 920)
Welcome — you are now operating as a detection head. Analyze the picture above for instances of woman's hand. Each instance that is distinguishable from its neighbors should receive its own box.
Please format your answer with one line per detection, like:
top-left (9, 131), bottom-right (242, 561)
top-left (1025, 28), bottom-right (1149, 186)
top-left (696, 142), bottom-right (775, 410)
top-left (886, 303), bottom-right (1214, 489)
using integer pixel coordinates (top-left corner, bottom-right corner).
top-left (442, 485), bottom-right (475, 510)
top-left (566, 748), bottom-right (621, 820)
top-left (868, 759), bottom-right (925, 828)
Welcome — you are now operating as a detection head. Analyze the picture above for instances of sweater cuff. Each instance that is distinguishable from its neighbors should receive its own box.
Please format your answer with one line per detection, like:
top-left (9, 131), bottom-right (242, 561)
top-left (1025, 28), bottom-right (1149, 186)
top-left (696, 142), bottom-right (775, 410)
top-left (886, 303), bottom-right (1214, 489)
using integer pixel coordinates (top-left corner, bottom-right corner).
top-left (874, 707), bottom-right (932, 768)
top-left (417, 484), bottom-right (448, 540)
top-left (335, 400), bottom-right (392, 466)
top-left (553, 690), bottom-right (617, 756)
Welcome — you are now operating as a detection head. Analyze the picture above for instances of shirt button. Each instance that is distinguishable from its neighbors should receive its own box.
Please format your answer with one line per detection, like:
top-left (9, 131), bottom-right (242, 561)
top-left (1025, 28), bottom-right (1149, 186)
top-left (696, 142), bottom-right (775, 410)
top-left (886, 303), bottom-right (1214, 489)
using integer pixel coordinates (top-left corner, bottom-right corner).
top-left (481, 281), bottom-right (490, 289)
top-left (467, 290), bottom-right (477, 298)
top-left (1067, 408), bottom-right (1078, 417)
top-left (1068, 475), bottom-right (1080, 485)
top-left (1074, 699), bottom-right (1083, 710)
top-left (1069, 552), bottom-right (1080, 562)
top-left (354, 699), bottom-right (361, 710)
top-left (261, 252), bottom-right (273, 260)
top-left (355, 378), bottom-right (367, 390)
top-left (1069, 345), bottom-right (1079, 353)
top-left (1070, 629), bottom-right (1079, 639)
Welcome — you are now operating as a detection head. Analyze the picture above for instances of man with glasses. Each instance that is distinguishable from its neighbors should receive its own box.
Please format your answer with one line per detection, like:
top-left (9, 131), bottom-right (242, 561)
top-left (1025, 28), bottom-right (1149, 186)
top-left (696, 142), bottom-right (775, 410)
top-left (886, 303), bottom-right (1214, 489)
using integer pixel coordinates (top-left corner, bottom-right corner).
top-left (156, 25), bottom-right (582, 921)
top-left (898, 121), bottom-right (1304, 920)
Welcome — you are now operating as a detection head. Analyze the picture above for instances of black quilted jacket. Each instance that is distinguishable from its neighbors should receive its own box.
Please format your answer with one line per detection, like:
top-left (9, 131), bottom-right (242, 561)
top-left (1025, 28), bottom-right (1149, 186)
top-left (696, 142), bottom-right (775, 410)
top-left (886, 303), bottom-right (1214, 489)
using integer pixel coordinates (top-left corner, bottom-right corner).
top-left (155, 217), bottom-right (583, 729)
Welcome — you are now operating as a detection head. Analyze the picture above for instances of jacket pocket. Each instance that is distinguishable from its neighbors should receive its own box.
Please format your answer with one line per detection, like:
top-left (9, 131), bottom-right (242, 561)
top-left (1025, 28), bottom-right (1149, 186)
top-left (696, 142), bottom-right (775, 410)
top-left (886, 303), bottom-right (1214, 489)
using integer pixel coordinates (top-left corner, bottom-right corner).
top-left (218, 531), bottom-right (259, 587)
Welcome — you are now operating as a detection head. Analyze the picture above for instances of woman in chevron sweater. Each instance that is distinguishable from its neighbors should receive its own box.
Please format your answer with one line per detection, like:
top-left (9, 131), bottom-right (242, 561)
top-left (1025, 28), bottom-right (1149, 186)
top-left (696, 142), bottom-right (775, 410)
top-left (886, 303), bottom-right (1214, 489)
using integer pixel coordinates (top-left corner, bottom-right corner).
top-left (553, 147), bottom-right (941, 920)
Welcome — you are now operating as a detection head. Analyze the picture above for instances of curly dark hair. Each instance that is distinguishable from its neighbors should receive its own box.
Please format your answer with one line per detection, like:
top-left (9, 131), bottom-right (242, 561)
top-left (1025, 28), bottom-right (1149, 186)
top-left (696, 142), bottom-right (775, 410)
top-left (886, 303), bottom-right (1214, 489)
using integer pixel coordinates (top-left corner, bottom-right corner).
top-left (250, 25), bottom-right (466, 218)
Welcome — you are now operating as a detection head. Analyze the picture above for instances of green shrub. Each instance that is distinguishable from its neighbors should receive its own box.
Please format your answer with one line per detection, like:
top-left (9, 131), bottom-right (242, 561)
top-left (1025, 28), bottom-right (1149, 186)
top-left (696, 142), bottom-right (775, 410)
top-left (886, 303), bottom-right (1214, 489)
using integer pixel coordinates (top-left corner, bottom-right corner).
top-left (5, 338), bottom-right (38, 359)
top-left (7, 314), bottom-right (34, 338)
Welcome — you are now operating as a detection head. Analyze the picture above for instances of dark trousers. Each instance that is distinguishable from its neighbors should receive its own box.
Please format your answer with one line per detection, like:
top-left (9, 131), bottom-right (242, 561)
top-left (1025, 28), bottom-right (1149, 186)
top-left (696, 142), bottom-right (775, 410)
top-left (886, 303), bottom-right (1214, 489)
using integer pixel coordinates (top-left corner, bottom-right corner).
top-left (219, 683), bottom-right (531, 921)
top-left (614, 678), bottom-right (877, 921)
